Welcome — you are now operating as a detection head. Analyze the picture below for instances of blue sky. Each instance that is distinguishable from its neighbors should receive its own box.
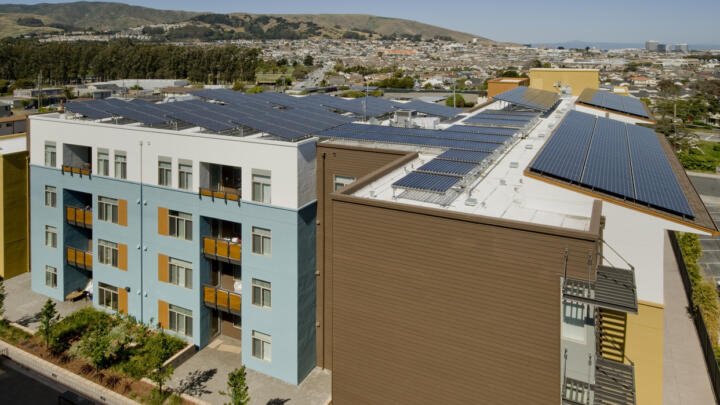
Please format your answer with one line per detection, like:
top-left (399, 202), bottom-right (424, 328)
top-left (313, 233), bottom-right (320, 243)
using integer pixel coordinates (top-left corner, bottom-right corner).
top-left (8, 0), bottom-right (720, 44)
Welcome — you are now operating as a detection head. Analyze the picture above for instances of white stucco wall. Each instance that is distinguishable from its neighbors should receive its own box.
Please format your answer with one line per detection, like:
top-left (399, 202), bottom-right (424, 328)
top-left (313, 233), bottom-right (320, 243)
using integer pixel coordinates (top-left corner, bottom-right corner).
top-left (0, 134), bottom-right (27, 155)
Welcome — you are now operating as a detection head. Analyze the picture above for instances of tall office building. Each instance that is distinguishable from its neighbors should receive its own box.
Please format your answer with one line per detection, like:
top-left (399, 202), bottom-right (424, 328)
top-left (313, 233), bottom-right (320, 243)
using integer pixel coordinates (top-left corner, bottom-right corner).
top-left (645, 40), bottom-right (659, 52)
top-left (29, 103), bottom-right (318, 385)
top-left (657, 43), bottom-right (668, 53)
top-left (675, 43), bottom-right (689, 53)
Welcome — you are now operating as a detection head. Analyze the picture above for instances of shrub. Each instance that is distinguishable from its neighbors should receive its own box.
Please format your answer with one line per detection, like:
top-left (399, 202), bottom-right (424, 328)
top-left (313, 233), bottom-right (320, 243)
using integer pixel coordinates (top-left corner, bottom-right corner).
top-left (339, 90), bottom-right (366, 98)
top-left (50, 307), bottom-right (113, 353)
top-left (446, 94), bottom-right (466, 108)
top-left (694, 279), bottom-right (720, 344)
top-left (678, 232), bottom-right (703, 285)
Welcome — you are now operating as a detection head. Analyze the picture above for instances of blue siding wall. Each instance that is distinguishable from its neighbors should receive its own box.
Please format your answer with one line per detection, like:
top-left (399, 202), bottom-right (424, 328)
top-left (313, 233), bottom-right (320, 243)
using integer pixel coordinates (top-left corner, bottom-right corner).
top-left (30, 164), bottom-right (318, 385)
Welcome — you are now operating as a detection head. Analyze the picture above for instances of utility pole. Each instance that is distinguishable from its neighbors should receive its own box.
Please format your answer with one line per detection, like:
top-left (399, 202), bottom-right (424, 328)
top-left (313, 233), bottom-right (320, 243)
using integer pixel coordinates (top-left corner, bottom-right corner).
top-left (453, 84), bottom-right (456, 109)
top-left (364, 81), bottom-right (368, 122)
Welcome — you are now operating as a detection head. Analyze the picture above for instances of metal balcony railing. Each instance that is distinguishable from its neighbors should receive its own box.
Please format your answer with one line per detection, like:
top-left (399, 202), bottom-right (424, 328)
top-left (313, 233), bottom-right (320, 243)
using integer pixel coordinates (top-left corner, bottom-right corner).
top-left (66, 206), bottom-right (92, 229)
top-left (199, 186), bottom-right (241, 202)
top-left (202, 237), bottom-right (241, 265)
top-left (66, 246), bottom-right (93, 271)
top-left (61, 164), bottom-right (91, 177)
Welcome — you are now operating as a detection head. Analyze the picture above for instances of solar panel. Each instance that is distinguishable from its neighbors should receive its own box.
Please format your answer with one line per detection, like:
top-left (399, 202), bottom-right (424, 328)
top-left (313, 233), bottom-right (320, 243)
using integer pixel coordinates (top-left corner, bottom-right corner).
top-left (474, 112), bottom-right (535, 122)
top-left (581, 117), bottom-right (634, 197)
top-left (416, 159), bottom-right (478, 176)
top-left (392, 172), bottom-right (461, 193)
top-left (463, 117), bottom-right (527, 127)
top-left (436, 149), bottom-right (491, 164)
top-left (577, 89), bottom-right (650, 119)
top-left (492, 86), bottom-right (559, 111)
top-left (530, 110), bottom-right (694, 218)
top-left (397, 100), bottom-right (463, 118)
top-left (64, 102), bottom-right (113, 119)
top-left (627, 125), bottom-right (693, 217)
top-left (444, 125), bottom-right (517, 136)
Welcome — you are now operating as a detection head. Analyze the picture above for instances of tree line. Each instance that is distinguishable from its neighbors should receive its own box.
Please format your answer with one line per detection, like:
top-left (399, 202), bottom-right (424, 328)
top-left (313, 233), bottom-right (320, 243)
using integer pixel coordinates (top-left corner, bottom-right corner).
top-left (0, 38), bottom-right (262, 85)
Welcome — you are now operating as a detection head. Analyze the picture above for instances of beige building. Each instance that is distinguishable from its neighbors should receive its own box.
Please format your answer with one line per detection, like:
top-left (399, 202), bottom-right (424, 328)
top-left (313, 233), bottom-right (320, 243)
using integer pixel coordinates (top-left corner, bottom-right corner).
top-left (529, 68), bottom-right (599, 96)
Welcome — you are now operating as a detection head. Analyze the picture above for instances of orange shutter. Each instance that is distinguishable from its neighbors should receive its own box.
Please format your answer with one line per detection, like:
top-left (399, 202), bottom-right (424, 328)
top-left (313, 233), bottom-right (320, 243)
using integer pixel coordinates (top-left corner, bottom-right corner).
top-left (158, 254), bottom-right (169, 282)
top-left (158, 300), bottom-right (169, 329)
top-left (118, 287), bottom-right (128, 315)
top-left (118, 199), bottom-right (128, 226)
top-left (158, 207), bottom-right (169, 235)
top-left (118, 243), bottom-right (128, 271)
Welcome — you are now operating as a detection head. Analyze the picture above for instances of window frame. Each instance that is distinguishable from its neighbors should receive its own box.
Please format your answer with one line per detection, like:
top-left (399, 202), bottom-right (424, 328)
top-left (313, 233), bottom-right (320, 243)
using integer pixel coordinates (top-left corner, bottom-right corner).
top-left (251, 170), bottom-right (271, 204)
top-left (98, 196), bottom-right (119, 224)
top-left (98, 239), bottom-right (119, 267)
top-left (333, 175), bottom-right (356, 192)
top-left (44, 142), bottom-right (56, 167)
top-left (169, 304), bottom-right (193, 337)
top-left (252, 330), bottom-right (272, 362)
top-left (168, 257), bottom-right (193, 289)
top-left (178, 161), bottom-right (192, 191)
top-left (45, 225), bottom-right (57, 248)
top-left (158, 158), bottom-right (172, 187)
top-left (168, 210), bottom-right (193, 241)
top-left (114, 151), bottom-right (127, 180)
top-left (45, 185), bottom-right (57, 208)
top-left (98, 282), bottom-right (119, 311)
top-left (251, 227), bottom-right (271, 256)
top-left (252, 278), bottom-right (271, 309)
top-left (45, 265), bottom-right (57, 288)
top-left (97, 149), bottom-right (110, 176)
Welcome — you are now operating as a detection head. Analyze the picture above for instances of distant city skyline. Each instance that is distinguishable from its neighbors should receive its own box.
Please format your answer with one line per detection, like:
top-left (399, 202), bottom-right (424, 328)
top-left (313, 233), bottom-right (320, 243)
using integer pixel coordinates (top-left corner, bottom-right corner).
top-left (4, 0), bottom-right (719, 44)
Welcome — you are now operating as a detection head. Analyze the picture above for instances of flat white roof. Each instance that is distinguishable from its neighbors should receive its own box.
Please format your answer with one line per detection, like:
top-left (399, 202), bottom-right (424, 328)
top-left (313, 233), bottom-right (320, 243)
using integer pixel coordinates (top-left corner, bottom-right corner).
top-left (351, 97), bottom-right (597, 231)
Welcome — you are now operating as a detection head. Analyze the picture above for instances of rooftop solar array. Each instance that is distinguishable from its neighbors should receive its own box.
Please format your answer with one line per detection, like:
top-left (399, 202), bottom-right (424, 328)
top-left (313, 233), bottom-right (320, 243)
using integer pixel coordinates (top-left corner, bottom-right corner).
top-left (392, 172), bottom-right (461, 193)
top-left (397, 100), bottom-right (464, 119)
top-left (416, 159), bottom-right (478, 177)
top-left (436, 149), bottom-right (491, 164)
top-left (530, 110), bottom-right (693, 218)
top-left (444, 125), bottom-right (517, 136)
top-left (492, 86), bottom-right (560, 112)
top-left (577, 89), bottom-right (650, 119)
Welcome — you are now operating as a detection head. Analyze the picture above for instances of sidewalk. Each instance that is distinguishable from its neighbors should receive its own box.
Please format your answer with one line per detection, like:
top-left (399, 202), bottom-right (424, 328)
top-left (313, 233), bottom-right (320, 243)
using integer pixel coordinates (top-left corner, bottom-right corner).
top-left (663, 233), bottom-right (716, 405)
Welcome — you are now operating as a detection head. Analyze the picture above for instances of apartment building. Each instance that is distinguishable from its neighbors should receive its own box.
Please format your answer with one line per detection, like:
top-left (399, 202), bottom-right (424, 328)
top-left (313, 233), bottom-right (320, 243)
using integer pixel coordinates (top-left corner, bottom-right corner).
top-left (314, 87), bottom-right (715, 404)
top-left (29, 107), bottom-right (317, 385)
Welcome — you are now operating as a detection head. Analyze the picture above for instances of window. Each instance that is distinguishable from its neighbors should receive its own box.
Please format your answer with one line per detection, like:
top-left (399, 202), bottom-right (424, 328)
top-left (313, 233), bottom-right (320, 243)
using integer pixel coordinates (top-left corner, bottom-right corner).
top-left (251, 227), bottom-right (271, 256)
top-left (98, 282), bottom-right (118, 311)
top-left (252, 331), bottom-right (271, 362)
top-left (45, 266), bottom-right (57, 288)
top-left (561, 302), bottom-right (586, 342)
top-left (169, 304), bottom-right (193, 337)
top-left (44, 143), bottom-right (56, 167)
top-left (232, 314), bottom-right (242, 328)
top-left (252, 279), bottom-right (271, 309)
top-left (97, 149), bottom-right (109, 176)
top-left (45, 225), bottom-right (57, 248)
top-left (158, 158), bottom-right (172, 187)
top-left (114, 152), bottom-right (127, 179)
top-left (168, 210), bottom-right (192, 241)
top-left (98, 196), bottom-right (119, 224)
top-left (251, 170), bottom-right (271, 204)
top-left (45, 186), bottom-right (57, 207)
top-left (178, 162), bottom-right (192, 190)
top-left (334, 175), bottom-right (356, 191)
top-left (98, 239), bottom-right (119, 267)
top-left (169, 257), bottom-right (192, 289)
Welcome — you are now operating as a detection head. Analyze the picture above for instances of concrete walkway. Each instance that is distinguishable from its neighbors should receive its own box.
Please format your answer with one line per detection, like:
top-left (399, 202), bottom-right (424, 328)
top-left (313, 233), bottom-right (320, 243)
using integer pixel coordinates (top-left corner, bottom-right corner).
top-left (169, 336), bottom-right (331, 405)
top-left (663, 234), bottom-right (716, 405)
top-left (2, 273), bottom-right (89, 332)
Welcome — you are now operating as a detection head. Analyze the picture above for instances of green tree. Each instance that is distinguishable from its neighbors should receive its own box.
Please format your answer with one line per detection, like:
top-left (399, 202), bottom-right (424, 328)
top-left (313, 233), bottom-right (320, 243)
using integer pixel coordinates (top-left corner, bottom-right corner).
top-left (303, 55), bottom-right (314, 66)
top-left (657, 79), bottom-right (680, 99)
top-left (38, 298), bottom-right (58, 347)
top-left (221, 366), bottom-right (250, 405)
top-left (147, 331), bottom-right (175, 394)
top-left (246, 85), bottom-right (263, 94)
top-left (446, 94), bottom-right (466, 108)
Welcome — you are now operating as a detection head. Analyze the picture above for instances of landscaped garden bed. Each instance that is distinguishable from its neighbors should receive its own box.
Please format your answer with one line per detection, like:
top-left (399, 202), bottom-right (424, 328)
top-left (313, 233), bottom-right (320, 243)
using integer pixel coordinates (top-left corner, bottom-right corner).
top-left (0, 306), bottom-right (193, 405)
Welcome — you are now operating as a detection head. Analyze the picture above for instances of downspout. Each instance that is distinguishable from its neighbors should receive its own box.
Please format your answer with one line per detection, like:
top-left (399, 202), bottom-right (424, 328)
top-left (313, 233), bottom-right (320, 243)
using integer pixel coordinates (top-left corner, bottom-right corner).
top-left (138, 140), bottom-right (144, 323)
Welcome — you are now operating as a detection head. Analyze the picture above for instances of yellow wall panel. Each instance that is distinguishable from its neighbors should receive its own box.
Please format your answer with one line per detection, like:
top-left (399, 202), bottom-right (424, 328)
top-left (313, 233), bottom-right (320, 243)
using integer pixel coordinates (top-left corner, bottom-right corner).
top-left (625, 301), bottom-right (664, 405)
top-left (529, 69), bottom-right (599, 96)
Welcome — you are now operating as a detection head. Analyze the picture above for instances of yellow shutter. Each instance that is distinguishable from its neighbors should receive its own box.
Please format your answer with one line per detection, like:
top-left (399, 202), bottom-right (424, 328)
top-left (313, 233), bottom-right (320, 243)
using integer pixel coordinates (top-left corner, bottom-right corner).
top-left (158, 254), bottom-right (169, 282)
top-left (118, 199), bottom-right (128, 226)
top-left (158, 300), bottom-right (169, 329)
top-left (118, 243), bottom-right (128, 271)
top-left (157, 207), bottom-right (168, 235)
top-left (118, 287), bottom-right (128, 315)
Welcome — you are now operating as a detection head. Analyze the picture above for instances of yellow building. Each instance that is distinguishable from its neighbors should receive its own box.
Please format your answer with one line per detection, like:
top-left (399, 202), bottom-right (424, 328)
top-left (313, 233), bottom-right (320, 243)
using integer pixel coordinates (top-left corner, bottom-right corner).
top-left (0, 127), bottom-right (28, 280)
top-left (529, 68), bottom-right (599, 96)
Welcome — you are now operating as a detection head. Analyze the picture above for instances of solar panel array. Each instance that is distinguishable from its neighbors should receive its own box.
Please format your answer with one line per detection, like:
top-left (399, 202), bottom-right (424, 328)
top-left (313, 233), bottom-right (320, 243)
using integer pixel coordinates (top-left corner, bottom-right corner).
top-left (65, 99), bottom-right (171, 125)
top-left (462, 109), bottom-right (539, 128)
top-left (577, 89), bottom-right (650, 119)
top-left (444, 125), bottom-right (517, 136)
top-left (436, 149), bottom-right (491, 164)
top-left (397, 100), bottom-right (464, 118)
top-left (416, 159), bottom-right (478, 177)
top-left (392, 171), bottom-right (461, 193)
top-left (530, 110), bottom-right (693, 218)
top-left (492, 86), bottom-right (560, 112)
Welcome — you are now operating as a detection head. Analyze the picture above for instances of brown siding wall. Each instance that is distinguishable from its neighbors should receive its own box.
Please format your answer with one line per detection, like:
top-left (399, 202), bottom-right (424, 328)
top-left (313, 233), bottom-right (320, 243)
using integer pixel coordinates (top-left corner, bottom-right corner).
top-left (316, 144), bottom-right (412, 369)
top-left (221, 312), bottom-right (243, 341)
top-left (329, 195), bottom-right (598, 405)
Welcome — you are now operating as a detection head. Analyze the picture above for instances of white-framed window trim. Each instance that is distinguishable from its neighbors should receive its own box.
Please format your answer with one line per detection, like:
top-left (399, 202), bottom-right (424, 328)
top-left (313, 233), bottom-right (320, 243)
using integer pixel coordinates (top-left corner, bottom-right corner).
top-left (45, 185), bottom-right (57, 207)
top-left (169, 257), bottom-right (193, 289)
top-left (251, 169), bottom-right (271, 204)
top-left (98, 196), bottom-right (119, 224)
top-left (252, 330), bottom-right (271, 362)
top-left (169, 304), bottom-right (193, 337)
top-left (45, 265), bottom-right (57, 288)
top-left (252, 279), bottom-right (271, 309)
top-left (44, 142), bottom-right (56, 167)
top-left (334, 175), bottom-right (356, 191)
top-left (98, 282), bottom-right (119, 311)
top-left (251, 227), bottom-right (271, 256)
top-left (158, 157), bottom-right (172, 187)
top-left (178, 161), bottom-right (192, 191)
top-left (168, 210), bottom-right (192, 241)
top-left (97, 149), bottom-right (110, 176)
top-left (45, 225), bottom-right (57, 248)
top-left (98, 239), bottom-right (119, 267)
top-left (114, 151), bottom-right (127, 180)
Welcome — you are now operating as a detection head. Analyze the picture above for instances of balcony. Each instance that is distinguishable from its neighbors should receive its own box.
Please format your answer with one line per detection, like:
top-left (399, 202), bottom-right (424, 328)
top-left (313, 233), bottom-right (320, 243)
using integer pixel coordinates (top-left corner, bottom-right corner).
top-left (563, 266), bottom-right (638, 314)
top-left (203, 237), bottom-right (241, 265)
top-left (203, 285), bottom-right (241, 315)
top-left (61, 164), bottom-right (91, 177)
top-left (66, 206), bottom-right (92, 229)
top-left (66, 246), bottom-right (93, 271)
top-left (199, 186), bottom-right (241, 202)
top-left (562, 355), bottom-right (636, 405)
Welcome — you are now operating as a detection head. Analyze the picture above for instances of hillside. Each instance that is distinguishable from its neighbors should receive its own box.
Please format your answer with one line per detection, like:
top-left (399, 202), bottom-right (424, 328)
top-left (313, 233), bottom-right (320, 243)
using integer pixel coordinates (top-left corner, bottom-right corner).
top-left (0, 2), bottom-right (492, 43)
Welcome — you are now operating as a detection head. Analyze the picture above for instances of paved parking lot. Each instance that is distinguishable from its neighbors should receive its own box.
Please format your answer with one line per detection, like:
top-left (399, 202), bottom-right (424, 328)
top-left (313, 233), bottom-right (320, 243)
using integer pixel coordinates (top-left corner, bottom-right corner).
top-left (170, 336), bottom-right (331, 405)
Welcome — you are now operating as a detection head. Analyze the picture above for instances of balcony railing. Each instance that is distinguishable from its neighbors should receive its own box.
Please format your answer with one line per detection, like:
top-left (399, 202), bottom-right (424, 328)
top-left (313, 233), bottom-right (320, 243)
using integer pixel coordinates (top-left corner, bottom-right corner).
top-left (562, 351), bottom-right (636, 405)
top-left (61, 164), bottom-right (91, 177)
top-left (66, 206), bottom-right (92, 229)
top-left (203, 285), bottom-right (241, 315)
top-left (199, 186), bottom-right (241, 202)
top-left (203, 237), bottom-right (241, 265)
top-left (563, 266), bottom-right (638, 314)
top-left (66, 246), bottom-right (93, 271)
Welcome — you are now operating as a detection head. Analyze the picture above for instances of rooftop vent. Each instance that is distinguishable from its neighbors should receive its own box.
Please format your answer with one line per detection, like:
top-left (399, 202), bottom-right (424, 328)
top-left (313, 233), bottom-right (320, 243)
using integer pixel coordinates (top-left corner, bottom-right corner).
top-left (509, 161), bottom-right (519, 169)
top-left (525, 144), bottom-right (534, 150)
top-left (370, 190), bottom-right (377, 198)
top-left (499, 179), bottom-right (507, 186)
top-left (465, 198), bottom-right (478, 207)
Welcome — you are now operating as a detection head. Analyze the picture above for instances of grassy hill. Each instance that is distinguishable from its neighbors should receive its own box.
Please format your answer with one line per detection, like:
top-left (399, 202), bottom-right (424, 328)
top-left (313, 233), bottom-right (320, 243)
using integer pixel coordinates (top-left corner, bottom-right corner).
top-left (0, 2), bottom-right (494, 43)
